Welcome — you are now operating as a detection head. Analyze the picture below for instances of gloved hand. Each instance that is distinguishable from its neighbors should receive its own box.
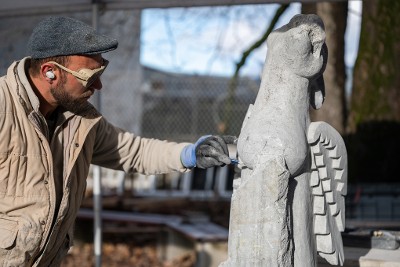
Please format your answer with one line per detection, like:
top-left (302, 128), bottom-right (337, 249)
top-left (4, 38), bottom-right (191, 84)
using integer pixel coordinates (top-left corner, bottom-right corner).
top-left (181, 135), bottom-right (237, 169)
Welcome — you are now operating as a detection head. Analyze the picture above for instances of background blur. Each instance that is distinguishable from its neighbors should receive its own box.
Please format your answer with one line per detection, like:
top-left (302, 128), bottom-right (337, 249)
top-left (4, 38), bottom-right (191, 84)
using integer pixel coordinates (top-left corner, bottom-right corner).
top-left (1, 0), bottom-right (399, 266)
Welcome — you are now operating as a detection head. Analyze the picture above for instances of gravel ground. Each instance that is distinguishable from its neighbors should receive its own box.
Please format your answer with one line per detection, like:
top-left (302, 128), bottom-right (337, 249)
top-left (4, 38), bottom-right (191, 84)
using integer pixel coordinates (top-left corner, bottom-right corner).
top-left (61, 241), bottom-right (196, 267)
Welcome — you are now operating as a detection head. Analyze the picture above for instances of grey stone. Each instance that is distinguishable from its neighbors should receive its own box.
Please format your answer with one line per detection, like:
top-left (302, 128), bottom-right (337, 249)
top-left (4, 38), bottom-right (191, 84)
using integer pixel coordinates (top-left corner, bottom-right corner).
top-left (220, 14), bottom-right (348, 267)
top-left (371, 231), bottom-right (400, 250)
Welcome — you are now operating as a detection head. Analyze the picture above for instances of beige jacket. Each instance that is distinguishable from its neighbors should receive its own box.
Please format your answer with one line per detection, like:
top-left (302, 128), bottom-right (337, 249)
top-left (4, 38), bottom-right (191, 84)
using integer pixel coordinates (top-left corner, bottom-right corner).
top-left (0, 57), bottom-right (189, 266)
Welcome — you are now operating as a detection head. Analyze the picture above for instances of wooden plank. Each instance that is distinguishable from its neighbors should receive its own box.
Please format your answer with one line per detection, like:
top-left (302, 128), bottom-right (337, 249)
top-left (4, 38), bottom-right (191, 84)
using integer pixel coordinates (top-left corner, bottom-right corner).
top-left (77, 208), bottom-right (228, 242)
top-left (167, 221), bottom-right (228, 242)
top-left (78, 208), bottom-right (182, 225)
top-left (346, 219), bottom-right (400, 230)
top-left (102, 224), bottom-right (162, 234)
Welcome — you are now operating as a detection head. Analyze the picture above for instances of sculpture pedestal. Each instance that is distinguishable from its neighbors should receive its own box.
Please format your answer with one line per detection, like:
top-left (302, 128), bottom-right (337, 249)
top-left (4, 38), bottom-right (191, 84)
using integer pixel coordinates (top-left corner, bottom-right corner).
top-left (318, 246), bottom-right (400, 267)
top-left (220, 157), bottom-right (292, 267)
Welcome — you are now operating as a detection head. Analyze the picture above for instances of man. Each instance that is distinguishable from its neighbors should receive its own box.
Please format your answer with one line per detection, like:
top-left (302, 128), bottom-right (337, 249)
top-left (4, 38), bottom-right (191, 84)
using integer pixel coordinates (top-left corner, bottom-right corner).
top-left (0, 16), bottom-right (236, 266)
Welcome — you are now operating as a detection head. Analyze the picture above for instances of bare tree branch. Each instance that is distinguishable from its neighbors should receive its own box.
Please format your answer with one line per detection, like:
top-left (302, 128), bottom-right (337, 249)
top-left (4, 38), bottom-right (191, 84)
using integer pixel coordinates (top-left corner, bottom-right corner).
top-left (234, 3), bottom-right (290, 77)
top-left (218, 4), bottom-right (290, 134)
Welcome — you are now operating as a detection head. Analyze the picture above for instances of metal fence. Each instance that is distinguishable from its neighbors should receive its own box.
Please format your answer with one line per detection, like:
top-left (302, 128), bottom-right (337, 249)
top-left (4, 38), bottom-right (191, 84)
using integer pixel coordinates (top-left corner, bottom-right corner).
top-left (96, 66), bottom-right (400, 222)
top-left (86, 65), bottom-right (259, 201)
top-left (140, 66), bottom-right (259, 142)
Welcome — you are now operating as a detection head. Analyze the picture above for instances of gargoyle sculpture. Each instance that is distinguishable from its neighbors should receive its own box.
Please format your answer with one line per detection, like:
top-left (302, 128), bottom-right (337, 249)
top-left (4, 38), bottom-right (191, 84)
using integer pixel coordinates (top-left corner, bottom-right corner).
top-left (220, 14), bottom-right (347, 267)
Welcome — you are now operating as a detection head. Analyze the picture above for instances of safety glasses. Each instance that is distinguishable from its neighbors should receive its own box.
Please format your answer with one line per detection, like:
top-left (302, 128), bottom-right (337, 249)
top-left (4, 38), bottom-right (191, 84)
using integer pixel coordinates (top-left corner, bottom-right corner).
top-left (47, 59), bottom-right (108, 88)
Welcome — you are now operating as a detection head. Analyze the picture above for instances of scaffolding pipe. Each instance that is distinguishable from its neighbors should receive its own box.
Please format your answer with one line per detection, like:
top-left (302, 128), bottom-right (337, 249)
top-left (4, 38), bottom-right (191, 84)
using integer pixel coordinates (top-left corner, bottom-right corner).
top-left (92, 2), bottom-right (103, 267)
top-left (0, 0), bottom-right (354, 18)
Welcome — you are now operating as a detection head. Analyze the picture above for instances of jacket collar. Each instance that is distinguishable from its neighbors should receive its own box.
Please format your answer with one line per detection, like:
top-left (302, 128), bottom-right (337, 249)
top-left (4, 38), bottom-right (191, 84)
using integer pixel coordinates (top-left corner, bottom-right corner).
top-left (17, 57), bottom-right (41, 113)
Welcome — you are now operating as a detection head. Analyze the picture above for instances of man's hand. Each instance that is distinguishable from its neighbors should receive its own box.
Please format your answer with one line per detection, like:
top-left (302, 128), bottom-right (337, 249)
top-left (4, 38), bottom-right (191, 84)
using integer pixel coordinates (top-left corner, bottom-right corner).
top-left (181, 135), bottom-right (237, 169)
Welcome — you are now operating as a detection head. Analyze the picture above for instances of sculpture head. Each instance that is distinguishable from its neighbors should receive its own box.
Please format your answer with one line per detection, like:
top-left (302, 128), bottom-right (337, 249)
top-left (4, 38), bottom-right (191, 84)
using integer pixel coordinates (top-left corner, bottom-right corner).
top-left (266, 14), bottom-right (328, 109)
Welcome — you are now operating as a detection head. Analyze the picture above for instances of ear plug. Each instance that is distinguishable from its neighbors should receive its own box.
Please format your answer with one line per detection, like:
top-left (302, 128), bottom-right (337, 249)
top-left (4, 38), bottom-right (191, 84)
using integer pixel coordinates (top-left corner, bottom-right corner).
top-left (46, 71), bottom-right (55, 79)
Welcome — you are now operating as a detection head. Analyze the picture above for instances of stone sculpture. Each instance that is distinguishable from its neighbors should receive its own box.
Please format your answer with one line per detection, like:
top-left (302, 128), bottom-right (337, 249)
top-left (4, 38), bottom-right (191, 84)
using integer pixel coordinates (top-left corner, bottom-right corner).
top-left (220, 14), bottom-right (347, 267)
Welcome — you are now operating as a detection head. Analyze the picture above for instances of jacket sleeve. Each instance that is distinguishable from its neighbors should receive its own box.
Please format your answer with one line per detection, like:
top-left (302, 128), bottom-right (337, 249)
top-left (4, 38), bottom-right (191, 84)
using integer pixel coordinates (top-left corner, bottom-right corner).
top-left (91, 117), bottom-right (190, 174)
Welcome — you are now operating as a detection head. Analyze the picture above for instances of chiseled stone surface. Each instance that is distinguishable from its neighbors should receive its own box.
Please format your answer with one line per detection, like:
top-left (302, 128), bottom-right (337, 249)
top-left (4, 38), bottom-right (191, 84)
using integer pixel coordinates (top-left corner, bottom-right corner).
top-left (221, 14), bottom-right (348, 267)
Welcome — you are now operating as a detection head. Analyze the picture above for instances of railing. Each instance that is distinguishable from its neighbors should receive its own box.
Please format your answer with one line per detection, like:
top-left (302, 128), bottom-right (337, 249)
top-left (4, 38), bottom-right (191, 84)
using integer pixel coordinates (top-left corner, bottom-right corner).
top-left (86, 167), bottom-right (400, 221)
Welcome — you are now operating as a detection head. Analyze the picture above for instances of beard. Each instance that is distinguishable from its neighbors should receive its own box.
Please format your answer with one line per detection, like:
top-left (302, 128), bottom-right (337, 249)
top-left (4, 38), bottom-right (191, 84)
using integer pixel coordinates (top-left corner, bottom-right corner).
top-left (50, 79), bottom-right (94, 114)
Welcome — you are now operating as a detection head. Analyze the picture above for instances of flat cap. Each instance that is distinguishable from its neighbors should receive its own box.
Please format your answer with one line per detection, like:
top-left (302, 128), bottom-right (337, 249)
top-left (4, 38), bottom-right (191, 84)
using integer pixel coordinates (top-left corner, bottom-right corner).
top-left (27, 16), bottom-right (118, 59)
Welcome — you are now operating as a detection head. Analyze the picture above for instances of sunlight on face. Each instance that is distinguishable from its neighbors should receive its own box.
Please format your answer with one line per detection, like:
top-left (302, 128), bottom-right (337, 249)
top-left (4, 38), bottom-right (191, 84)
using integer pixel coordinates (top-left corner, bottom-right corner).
top-left (50, 73), bottom-right (93, 114)
top-left (50, 55), bottom-right (104, 114)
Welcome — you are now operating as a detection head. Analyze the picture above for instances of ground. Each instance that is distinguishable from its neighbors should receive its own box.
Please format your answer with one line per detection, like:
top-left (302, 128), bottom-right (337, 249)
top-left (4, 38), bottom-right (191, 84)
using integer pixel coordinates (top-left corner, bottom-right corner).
top-left (61, 240), bottom-right (196, 267)
top-left (61, 210), bottom-right (199, 267)
top-left (62, 196), bottom-right (230, 266)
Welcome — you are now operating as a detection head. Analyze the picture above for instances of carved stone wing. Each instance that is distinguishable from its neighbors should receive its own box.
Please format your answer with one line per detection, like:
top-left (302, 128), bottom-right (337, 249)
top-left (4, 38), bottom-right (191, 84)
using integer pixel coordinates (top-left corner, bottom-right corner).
top-left (307, 122), bottom-right (348, 266)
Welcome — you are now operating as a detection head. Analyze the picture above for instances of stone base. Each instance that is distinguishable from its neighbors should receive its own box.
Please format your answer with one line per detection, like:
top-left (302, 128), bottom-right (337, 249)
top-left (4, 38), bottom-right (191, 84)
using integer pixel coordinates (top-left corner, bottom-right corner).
top-left (318, 246), bottom-right (400, 267)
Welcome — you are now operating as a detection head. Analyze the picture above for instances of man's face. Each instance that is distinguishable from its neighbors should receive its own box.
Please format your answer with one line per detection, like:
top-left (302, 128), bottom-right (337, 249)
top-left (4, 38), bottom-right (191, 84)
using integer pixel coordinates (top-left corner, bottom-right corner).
top-left (50, 55), bottom-right (104, 114)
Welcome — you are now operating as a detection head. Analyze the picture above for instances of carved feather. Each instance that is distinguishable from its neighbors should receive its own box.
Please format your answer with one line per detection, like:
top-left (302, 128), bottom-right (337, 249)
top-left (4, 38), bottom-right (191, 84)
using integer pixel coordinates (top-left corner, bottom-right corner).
top-left (308, 121), bottom-right (348, 266)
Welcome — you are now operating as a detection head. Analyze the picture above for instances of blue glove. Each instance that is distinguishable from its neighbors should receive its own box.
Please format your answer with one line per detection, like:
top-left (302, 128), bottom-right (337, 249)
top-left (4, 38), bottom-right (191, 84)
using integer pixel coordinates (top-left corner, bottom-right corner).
top-left (181, 135), bottom-right (237, 169)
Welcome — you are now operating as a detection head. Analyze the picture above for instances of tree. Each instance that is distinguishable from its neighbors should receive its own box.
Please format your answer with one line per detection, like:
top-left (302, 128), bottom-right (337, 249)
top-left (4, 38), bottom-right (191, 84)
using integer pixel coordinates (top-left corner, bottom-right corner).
top-left (219, 2), bottom-right (349, 135)
top-left (302, 2), bottom-right (348, 135)
top-left (348, 0), bottom-right (400, 131)
top-left (346, 0), bottom-right (400, 183)
top-left (219, 4), bottom-right (290, 134)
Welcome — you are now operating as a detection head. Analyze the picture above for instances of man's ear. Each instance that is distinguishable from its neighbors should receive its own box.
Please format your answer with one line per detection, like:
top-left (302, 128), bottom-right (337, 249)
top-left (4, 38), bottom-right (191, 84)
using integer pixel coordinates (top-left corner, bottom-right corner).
top-left (41, 63), bottom-right (56, 82)
top-left (310, 75), bottom-right (325, 110)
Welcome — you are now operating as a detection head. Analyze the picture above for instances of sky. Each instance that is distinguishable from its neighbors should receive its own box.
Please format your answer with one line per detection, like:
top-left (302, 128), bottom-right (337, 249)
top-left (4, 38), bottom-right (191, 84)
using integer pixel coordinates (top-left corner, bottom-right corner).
top-left (140, 1), bottom-right (362, 78)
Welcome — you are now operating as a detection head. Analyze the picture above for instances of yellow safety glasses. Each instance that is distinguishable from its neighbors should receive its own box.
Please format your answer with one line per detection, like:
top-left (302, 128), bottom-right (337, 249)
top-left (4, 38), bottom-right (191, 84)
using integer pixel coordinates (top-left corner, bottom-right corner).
top-left (47, 59), bottom-right (108, 88)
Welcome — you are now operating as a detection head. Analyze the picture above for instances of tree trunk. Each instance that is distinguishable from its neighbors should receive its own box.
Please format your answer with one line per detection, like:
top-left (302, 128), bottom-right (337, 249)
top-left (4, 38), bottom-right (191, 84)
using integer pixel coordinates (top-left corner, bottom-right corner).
top-left (347, 0), bottom-right (400, 131)
top-left (303, 2), bottom-right (348, 135)
top-left (345, 0), bottom-right (400, 183)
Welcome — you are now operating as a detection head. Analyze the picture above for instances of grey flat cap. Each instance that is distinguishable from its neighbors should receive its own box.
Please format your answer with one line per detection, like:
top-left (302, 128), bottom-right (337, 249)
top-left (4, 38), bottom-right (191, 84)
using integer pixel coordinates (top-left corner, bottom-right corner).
top-left (28, 16), bottom-right (118, 59)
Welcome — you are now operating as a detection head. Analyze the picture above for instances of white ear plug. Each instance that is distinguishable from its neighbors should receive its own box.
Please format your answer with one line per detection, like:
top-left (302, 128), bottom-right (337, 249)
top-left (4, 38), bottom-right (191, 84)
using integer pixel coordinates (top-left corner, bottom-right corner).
top-left (46, 71), bottom-right (55, 79)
